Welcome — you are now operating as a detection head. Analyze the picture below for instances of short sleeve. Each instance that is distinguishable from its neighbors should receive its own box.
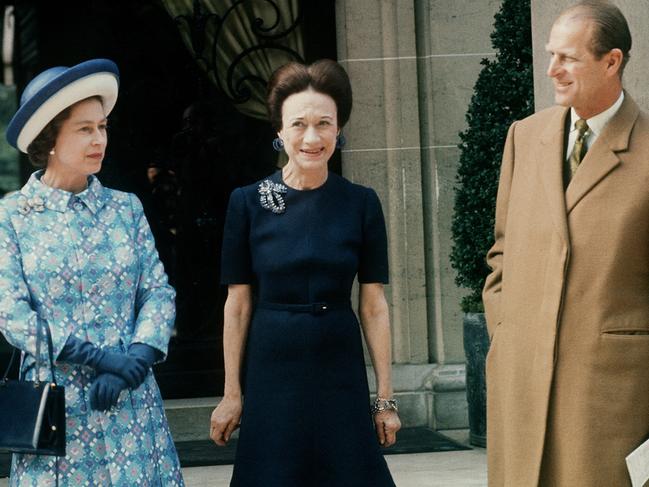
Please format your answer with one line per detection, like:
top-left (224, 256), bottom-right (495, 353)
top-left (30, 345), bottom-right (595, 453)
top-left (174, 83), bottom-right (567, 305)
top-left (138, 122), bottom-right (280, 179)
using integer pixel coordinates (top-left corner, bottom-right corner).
top-left (220, 188), bottom-right (253, 284)
top-left (358, 187), bottom-right (389, 284)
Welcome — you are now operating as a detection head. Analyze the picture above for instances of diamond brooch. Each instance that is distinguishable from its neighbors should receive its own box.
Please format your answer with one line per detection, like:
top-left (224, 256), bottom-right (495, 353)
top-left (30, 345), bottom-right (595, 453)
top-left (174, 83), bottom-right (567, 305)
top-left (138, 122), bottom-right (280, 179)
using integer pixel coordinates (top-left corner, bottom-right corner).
top-left (258, 179), bottom-right (287, 214)
top-left (17, 195), bottom-right (45, 215)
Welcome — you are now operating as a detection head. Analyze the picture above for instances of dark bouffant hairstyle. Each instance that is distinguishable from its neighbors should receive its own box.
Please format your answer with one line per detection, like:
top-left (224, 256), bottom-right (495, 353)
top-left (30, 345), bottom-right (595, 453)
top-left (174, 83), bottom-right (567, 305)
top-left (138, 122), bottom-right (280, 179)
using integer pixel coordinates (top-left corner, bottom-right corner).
top-left (27, 95), bottom-right (103, 167)
top-left (266, 59), bottom-right (352, 131)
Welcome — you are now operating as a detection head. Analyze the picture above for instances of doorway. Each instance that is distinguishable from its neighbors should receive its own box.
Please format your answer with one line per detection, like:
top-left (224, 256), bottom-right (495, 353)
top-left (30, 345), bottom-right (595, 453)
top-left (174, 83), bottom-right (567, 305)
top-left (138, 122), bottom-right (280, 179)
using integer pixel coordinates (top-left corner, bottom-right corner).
top-left (3, 0), bottom-right (338, 398)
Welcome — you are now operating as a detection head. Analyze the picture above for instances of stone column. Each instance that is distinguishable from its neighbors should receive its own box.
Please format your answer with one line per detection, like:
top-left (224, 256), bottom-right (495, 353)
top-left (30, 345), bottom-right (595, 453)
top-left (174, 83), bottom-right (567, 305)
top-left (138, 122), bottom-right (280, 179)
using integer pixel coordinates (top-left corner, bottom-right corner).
top-left (414, 0), bottom-right (501, 365)
top-left (532, 0), bottom-right (649, 112)
top-left (335, 0), bottom-right (500, 430)
top-left (335, 0), bottom-right (429, 365)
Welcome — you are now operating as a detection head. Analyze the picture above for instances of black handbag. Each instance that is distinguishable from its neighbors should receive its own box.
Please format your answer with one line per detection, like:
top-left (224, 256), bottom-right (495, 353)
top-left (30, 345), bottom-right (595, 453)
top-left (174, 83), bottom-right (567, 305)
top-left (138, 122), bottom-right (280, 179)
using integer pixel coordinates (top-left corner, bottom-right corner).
top-left (0, 320), bottom-right (66, 456)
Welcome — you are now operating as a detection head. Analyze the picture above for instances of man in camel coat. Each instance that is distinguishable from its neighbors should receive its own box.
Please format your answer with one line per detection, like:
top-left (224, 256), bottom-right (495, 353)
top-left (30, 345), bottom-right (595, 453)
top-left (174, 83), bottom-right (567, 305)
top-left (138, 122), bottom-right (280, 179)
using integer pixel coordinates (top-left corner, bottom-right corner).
top-left (483, 2), bottom-right (649, 486)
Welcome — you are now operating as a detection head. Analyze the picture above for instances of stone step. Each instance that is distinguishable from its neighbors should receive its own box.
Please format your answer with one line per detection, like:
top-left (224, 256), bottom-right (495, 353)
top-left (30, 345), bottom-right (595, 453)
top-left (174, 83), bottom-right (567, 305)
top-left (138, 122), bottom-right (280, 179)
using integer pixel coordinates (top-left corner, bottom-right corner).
top-left (163, 364), bottom-right (469, 442)
top-left (164, 397), bottom-right (222, 442)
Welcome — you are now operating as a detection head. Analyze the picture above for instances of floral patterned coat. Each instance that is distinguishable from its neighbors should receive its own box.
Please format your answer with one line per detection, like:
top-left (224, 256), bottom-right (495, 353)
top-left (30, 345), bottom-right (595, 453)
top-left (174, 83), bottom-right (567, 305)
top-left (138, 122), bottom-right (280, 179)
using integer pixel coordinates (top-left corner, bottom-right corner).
top-left (0, 171), bottom-right (184, 486)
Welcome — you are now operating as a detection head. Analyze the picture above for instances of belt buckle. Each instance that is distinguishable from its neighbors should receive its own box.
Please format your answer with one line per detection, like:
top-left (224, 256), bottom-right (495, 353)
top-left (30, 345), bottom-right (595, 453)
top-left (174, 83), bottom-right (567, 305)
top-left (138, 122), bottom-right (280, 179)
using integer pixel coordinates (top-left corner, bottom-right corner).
top-left (312, 302), bottom-right (329, 314)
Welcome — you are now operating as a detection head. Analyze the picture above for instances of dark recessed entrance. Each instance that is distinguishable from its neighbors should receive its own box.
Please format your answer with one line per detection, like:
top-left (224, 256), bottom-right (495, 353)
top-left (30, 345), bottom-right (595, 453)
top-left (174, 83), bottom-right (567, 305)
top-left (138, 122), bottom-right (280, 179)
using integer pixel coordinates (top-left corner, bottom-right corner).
top-left (2, 0), bottom-right (338, 398)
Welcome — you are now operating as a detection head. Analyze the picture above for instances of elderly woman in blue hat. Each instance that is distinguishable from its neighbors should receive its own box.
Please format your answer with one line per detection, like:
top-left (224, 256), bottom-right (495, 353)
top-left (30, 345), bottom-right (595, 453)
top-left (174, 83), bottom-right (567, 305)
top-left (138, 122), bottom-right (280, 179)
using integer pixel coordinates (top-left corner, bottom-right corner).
top-left (0, 59), bottom-right (184, 485)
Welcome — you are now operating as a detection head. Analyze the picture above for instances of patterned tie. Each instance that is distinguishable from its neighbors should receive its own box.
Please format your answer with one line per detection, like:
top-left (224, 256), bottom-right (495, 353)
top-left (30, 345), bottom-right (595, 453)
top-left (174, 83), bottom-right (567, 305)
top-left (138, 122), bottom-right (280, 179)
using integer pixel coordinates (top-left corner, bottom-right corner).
top-left (569, 119), bottom-right (590, 178)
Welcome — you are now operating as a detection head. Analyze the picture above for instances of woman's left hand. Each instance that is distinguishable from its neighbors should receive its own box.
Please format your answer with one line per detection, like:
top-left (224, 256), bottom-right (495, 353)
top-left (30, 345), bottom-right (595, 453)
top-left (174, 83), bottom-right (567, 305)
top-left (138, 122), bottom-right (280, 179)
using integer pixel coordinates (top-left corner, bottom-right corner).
top-left (374, 410), bottom-right (401, 447)
top-left (210, 396), bottom-right (242, 446)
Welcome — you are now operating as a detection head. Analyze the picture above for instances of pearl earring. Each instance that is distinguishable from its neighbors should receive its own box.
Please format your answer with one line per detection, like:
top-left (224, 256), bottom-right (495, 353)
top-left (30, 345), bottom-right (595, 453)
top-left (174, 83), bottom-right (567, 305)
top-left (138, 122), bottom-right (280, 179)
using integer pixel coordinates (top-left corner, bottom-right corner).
top-left (49, 149), bottom-right (55, 156)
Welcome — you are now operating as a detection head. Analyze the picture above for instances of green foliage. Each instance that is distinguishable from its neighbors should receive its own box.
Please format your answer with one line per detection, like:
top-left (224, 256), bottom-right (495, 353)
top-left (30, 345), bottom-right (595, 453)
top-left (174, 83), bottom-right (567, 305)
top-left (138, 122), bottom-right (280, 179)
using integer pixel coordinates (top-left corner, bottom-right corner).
top-left (450, 0), bottom-right (534, 313)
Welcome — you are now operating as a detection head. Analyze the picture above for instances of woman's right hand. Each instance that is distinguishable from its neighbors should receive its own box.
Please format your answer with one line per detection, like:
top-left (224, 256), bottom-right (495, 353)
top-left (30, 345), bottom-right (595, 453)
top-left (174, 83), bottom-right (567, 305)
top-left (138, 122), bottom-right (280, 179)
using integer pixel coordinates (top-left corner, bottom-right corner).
top-left (210, 396), bottom-right (242, 446)
top-left (59, 337), bottom-right (148, 388)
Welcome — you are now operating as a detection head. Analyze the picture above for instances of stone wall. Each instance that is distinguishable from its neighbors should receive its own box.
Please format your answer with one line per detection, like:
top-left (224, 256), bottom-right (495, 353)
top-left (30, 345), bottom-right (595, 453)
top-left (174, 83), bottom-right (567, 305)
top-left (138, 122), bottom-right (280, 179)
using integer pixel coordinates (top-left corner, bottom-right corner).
top-left (335, 0), bottom-right (429, 366)
top-left (414, 0), bottom-right (501, 365)
top-left (335, 0), bottom-right (500, 429)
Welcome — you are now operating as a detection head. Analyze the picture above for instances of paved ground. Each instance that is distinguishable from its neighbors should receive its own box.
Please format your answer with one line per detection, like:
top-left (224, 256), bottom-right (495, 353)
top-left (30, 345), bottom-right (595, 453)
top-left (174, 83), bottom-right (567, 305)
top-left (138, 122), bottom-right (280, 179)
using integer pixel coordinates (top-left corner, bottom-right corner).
top-left (181, 449), bottom-right (487, 486)
top-left (0, 431), bottom-right (487, 486)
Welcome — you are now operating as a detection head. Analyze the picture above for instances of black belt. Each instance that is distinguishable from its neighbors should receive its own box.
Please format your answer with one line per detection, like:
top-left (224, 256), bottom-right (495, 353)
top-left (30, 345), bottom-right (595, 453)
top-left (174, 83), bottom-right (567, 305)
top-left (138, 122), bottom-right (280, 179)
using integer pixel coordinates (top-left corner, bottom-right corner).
top-left (257, 301), bottom-right (351, 315)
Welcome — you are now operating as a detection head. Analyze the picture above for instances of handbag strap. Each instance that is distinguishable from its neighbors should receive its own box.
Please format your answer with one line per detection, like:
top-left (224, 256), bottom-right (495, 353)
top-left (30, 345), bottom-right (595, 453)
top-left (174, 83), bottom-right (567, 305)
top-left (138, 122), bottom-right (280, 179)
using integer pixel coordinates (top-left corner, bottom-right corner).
top-left (1, 318), bottom-right (58, 386)
top-left (1, 348), bottom-right (17, 382)
top-left (36, 320), bottom-right (58, 385)
top-left (41, 323), bottom-right (58, 386)
top-left (34, 315), bottom-right (42, 385)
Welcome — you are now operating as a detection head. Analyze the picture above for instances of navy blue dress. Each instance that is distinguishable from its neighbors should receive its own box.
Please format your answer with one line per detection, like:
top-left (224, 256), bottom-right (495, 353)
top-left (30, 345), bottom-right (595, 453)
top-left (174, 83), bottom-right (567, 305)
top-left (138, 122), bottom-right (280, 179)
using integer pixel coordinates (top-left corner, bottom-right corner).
top-left (221, 170), bottom-right (396, 487)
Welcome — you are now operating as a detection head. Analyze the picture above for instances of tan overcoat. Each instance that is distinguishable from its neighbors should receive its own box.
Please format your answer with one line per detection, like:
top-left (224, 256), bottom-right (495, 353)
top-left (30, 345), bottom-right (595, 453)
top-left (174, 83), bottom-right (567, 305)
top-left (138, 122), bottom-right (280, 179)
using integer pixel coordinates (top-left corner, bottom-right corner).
top-left (483, 94), bottom-right (649, 486)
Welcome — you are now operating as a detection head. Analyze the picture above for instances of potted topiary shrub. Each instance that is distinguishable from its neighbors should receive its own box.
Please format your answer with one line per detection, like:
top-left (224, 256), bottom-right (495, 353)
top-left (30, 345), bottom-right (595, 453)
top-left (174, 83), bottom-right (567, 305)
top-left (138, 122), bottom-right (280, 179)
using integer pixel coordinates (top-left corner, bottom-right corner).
top-left (450, 0), bottom-right (534, 447)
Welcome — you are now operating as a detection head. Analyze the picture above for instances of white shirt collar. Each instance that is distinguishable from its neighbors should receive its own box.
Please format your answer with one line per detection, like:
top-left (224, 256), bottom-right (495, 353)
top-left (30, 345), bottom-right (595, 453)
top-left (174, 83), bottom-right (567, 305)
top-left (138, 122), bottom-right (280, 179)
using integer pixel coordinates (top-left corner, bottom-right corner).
top-left (570, 91), bottom-right (625, 137)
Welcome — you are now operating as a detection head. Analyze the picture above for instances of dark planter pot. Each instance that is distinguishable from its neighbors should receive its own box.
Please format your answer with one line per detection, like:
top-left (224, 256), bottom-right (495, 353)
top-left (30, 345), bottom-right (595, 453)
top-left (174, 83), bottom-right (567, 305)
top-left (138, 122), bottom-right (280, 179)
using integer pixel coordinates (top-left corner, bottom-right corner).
top-left (463, 312), bottom-right (489, 447)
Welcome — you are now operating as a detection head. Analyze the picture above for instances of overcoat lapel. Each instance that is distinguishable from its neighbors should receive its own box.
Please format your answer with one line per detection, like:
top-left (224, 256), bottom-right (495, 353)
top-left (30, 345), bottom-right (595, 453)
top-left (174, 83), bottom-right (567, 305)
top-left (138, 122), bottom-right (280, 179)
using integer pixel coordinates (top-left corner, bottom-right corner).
top-left (565, 95), bottom-right (639, 213)
top-left (539, 107), bottom-right (570, 243)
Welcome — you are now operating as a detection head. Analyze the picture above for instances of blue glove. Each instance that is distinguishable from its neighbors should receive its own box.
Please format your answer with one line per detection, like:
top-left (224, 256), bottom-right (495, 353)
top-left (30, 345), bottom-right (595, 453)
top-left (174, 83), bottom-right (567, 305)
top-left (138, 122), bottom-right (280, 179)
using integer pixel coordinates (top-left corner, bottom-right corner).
top-left (125, 343), bottom-right (162, 389)
top-left (128, 343), bottom-right (161, 368)
top-left (89, 373), bottom-right (128, 411)
top-left (59, 336), bottom-right (148, 388)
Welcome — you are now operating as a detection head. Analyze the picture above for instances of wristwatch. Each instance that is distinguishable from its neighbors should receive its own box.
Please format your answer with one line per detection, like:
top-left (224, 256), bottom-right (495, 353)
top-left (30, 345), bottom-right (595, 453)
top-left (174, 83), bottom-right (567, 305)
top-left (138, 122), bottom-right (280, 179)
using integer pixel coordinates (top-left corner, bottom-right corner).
top-left (371, 397), bottom-right (398, 415)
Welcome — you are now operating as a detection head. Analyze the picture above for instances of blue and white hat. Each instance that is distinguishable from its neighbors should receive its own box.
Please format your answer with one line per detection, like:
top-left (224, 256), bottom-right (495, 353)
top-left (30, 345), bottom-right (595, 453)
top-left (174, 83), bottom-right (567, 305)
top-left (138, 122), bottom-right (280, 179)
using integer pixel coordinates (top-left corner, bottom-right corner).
top-left (6, 58), bottom-right (119, 153)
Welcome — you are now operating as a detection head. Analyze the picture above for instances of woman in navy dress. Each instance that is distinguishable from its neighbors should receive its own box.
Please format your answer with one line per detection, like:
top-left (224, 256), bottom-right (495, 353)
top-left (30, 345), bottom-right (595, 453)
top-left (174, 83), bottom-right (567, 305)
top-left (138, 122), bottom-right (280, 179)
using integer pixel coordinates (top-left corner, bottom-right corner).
top-left (210, 59), bottom-right (400, 486)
